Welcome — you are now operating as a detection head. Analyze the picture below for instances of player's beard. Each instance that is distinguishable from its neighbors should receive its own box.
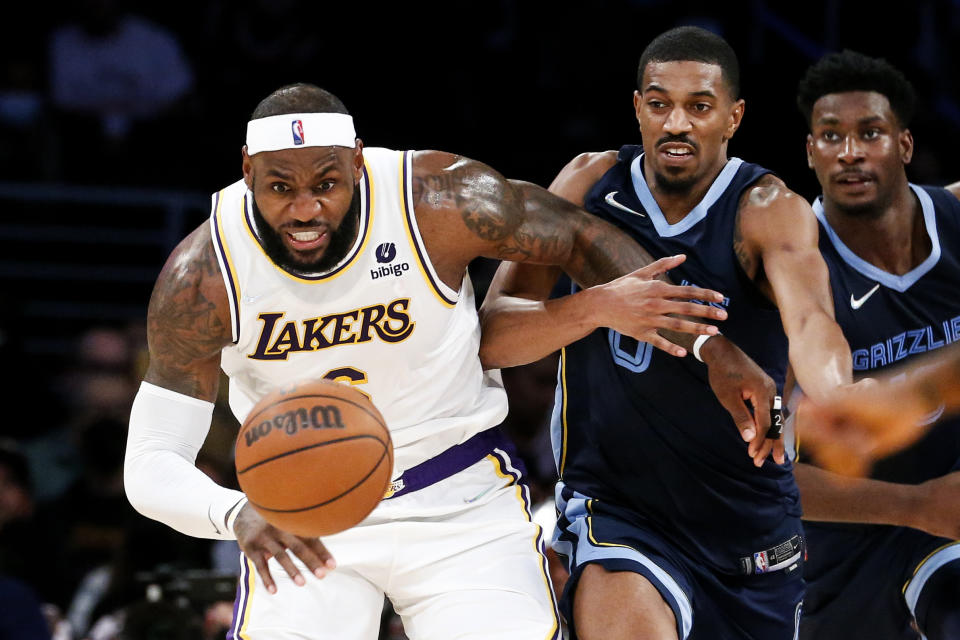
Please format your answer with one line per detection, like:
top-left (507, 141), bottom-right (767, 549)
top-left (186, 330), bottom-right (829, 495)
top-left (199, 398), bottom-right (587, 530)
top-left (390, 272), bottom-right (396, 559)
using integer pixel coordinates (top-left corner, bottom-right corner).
top-left (251, 185), bottom-right (362, 274)
top-left (652, 169), bottom-right (700, 194)
top-left (651, 134), bottom-right (701, 194)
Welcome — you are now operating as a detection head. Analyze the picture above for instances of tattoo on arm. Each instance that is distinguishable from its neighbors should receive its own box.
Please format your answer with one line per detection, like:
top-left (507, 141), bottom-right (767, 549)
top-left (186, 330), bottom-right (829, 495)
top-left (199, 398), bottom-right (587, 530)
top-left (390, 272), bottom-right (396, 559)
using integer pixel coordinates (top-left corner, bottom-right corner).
top-left (145, 229), bottom-right (230, 399)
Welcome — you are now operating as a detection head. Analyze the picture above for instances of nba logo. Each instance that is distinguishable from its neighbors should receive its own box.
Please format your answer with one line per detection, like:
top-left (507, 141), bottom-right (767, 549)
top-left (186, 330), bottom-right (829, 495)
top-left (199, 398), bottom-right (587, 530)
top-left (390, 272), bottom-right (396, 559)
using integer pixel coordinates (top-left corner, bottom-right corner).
top-left (754, 551), bottom-right (768, 574)
top-left (291, 120), bottom-right (305, 145)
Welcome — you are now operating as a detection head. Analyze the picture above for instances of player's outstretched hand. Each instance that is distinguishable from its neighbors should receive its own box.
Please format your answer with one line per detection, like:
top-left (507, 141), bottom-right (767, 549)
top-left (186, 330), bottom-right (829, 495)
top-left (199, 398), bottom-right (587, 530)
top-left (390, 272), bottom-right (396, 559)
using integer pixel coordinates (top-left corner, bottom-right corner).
top-left (796, 378), bottom-right (933, 477)
top-left (700, 336), bottom-right (785, 467)
top-left (233, 503), bottom-right (337, 594)
top-left (599, 255), bottom-right (728, 357)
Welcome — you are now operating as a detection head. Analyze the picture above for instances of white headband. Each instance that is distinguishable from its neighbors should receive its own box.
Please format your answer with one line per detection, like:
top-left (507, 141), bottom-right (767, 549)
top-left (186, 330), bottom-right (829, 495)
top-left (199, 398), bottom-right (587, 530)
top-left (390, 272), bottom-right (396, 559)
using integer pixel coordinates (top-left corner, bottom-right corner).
top-left (245, 113), bottom-right (356, 155)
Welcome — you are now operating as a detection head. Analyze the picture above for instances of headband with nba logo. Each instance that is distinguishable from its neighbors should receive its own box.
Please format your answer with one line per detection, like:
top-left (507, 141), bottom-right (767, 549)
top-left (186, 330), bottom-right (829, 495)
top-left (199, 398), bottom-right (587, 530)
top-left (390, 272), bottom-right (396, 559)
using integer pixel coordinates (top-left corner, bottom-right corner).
top-left (245, 113), bottom-right (357, 155)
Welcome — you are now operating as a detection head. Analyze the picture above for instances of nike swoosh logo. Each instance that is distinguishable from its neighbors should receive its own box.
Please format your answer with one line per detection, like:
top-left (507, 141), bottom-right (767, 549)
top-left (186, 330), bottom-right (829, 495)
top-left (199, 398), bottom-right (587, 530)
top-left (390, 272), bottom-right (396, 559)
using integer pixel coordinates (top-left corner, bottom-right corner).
top-left (243, 293), bottom-right (264, 304)
top-left (207, 505), bottom-right (222, 535)
top-left (850, 283), bottom-right (880, 310)
top-left (605, 191), bottom-right (645, 217)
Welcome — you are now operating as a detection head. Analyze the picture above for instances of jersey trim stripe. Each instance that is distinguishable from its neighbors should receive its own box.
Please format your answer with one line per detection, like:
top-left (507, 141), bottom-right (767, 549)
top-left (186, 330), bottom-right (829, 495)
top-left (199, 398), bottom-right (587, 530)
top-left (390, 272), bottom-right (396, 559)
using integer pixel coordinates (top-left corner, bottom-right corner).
top-left (211, 189), bottom-right (241, 343)
top-left (552, 347), bottom-right (570, 476)
top-left (228, 553), bottom-right (255, 639)
top-left (488, 451), bottom-right (562, 640)
top-left (400, 150), bottom-right (458, 308)
top-left (239, 165), bottom-right (374, 283)
top-left (902, 541), bottom-right (960, 626)
top-left (813, 184), bottom-right (941, 292)
top-left (631, 154), bottom-right (745, 238)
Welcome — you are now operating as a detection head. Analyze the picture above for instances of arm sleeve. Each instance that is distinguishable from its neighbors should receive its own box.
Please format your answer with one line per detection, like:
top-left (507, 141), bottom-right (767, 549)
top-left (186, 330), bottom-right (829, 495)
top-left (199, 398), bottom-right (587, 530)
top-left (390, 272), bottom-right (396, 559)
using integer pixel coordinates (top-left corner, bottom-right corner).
top-left (125, 381), bottom-right (247, 540)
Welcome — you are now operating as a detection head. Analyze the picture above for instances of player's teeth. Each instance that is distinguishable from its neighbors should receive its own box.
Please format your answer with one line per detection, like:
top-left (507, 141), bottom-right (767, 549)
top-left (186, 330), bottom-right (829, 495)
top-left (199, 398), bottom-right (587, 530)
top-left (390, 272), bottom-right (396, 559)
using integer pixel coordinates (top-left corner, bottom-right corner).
top-left (291, 231), bottom-right (320, 241)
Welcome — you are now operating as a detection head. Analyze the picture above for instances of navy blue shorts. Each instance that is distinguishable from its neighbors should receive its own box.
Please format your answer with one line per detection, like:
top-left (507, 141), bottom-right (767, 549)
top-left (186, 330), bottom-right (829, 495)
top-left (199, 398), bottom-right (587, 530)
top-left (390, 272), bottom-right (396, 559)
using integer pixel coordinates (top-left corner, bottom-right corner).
top-left (554, 485), bottom-right (805, 639)
top-left (801, 522), bottom-right (960, 639)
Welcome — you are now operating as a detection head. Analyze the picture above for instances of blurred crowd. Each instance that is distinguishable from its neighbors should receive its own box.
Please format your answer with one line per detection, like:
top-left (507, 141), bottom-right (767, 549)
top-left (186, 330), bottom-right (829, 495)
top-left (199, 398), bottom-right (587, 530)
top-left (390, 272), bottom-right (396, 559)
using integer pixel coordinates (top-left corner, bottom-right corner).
top-left (3, 0), bottom-right (960, 638)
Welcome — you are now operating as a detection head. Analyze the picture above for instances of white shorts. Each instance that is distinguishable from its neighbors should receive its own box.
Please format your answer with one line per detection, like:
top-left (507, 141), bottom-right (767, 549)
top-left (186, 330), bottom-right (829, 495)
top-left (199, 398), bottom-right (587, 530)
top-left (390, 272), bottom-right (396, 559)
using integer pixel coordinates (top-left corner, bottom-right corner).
top-left (228, 441), bottom-right (561, 639)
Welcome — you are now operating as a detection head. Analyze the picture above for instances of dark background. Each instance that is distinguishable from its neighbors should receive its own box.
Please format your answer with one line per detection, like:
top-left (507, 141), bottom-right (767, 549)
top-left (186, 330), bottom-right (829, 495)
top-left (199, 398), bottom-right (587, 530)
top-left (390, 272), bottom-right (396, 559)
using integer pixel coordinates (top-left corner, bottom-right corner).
top-left (0, 1), bottom-right (958, 638)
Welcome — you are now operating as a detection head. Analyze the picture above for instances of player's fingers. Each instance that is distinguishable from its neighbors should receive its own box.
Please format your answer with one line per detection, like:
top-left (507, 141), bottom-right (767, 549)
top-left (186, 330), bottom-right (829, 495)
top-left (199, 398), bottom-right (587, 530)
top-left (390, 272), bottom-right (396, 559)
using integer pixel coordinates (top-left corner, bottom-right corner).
top-left (773, 439), bottom-right (786, 465)
top-left (643, 333), bottom-right (688, 358)
top-left (270, 546), bottom-right (306, 587)
top-left (291, 537), bottom-right (337, 578)
top-left (635, 254), bottom-right (686, 279)
top-left (752, 438), bottom-right (774, 467)
top-left (715, 394), bottom-right (757, 443)
top-left (654, 299), bottom-right (726, 322)
top-left (652, 315), bottom-right (720, 336)
top-left (249, 550), bottom-right (278, 595)
top-left (661, 289), bottom-right (728, 313)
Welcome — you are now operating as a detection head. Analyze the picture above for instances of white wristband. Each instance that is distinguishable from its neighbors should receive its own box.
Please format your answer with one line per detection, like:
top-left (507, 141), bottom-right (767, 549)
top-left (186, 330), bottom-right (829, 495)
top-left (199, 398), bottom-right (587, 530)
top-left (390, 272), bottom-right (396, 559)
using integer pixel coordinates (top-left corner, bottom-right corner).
top-left (693, 333), bottom-right (720, 363)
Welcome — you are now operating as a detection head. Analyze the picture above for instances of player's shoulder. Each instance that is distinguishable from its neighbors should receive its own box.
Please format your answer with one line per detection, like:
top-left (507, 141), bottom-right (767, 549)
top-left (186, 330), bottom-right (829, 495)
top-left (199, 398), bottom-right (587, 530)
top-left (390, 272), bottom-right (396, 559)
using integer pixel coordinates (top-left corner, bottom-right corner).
top-left (944, 180), bottom-right (960, 202)
top-left (549, 151), bottom-right (619, 205)
top-left (148, 222), bottom-right (232, 343)
top-left (738, 172), bottom-right (810, 216)
top-left (557, 151), bottom-right (619, 182)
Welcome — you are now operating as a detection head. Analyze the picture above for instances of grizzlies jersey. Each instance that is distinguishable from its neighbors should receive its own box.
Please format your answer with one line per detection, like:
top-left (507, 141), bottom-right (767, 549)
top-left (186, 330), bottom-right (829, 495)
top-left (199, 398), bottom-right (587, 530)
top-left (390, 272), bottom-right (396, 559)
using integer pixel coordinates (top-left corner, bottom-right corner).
top-left (811, 184), bottom-right (960, 484)
top-left (553, 145), bottom-right (799, 573)
top-left (210, 147), bottom-right (508, 477)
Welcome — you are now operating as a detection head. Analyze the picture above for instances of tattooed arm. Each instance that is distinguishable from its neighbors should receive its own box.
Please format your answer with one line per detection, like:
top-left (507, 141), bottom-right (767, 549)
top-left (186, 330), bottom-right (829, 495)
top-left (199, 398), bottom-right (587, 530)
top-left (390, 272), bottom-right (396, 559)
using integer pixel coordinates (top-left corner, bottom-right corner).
top-left (411, 150), bottom-right (726, 366)
top-left (143, 223), bottom-right (233, 399)
top-left (130, 224), bottom-right (335, 591)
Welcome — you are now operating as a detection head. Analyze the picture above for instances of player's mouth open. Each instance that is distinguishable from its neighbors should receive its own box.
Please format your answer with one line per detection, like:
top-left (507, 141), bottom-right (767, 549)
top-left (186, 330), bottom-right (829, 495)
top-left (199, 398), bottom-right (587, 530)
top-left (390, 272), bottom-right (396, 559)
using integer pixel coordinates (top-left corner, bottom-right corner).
top-left (287, 229), bottom-right (328, 251)
top-left (659, 145), bottom-right (695, 162)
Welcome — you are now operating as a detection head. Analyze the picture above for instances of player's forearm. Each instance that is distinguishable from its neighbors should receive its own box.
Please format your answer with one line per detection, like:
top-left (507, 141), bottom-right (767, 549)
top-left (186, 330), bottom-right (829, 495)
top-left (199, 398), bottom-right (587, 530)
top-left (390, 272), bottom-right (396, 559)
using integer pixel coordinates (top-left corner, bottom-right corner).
top-left (794, 462), bottom-right (917, 527)
top-left (479, 287), bottom-right (604, 369)
top-left (513, 181), bottom-right (657, 286)
top-left (910, 344), bottom-right (960, 413)
top-left (125, 382), bottom-right (246, 540)
top-left (788, 315), bottom-right (852, 400)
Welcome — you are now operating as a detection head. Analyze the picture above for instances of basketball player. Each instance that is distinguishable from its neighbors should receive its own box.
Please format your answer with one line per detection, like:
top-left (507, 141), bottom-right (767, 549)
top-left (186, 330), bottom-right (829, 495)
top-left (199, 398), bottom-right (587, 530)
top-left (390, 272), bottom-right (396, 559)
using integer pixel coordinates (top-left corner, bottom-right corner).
top-left (123, 83), bottom-right (729, 639)
top-left (479, 27), bottom-right (855, 639)
top-left (790, 50), bottom-right (960, 640)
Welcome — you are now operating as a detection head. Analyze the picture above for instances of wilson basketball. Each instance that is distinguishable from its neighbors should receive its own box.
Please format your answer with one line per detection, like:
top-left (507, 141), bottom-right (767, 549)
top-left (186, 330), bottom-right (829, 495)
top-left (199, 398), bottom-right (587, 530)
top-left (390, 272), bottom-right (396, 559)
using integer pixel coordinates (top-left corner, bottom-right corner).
top-left (235, 379), bottom-right (393, 537)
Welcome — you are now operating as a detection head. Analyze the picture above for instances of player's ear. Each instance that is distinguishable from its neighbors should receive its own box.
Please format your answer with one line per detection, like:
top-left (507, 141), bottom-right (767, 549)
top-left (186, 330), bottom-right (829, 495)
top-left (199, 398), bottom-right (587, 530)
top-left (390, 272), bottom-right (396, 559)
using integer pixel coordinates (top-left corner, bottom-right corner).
top-left (242, 147), bottom-right (253, 190)
top-left (633, 90), bottom-right (643, 130)
top-left (806, 134), bottom-right (815, 169)
top-left (723, 99), bottom-right (745, 142)
top-left (353, 140), bottom-right (364, 184)
top-left (899, 128), bottom-right (913, 165)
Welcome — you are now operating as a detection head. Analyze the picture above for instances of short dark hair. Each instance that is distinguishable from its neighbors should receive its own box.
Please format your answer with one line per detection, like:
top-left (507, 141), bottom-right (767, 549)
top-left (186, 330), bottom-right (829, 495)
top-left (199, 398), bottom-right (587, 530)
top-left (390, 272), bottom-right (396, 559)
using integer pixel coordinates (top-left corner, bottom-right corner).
top-left (251, 83), bottom-right (349, 120)
top-left (637, 26), bottom-right (740, 99)
top-left (796, 50), bottom-right (916, 128)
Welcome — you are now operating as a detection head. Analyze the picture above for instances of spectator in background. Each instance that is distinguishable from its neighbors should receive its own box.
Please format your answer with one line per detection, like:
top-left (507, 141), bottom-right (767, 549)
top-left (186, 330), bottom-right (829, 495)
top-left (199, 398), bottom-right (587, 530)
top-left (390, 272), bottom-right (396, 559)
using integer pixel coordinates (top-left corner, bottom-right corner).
top-left (47, 0), bottom-right (194, 183)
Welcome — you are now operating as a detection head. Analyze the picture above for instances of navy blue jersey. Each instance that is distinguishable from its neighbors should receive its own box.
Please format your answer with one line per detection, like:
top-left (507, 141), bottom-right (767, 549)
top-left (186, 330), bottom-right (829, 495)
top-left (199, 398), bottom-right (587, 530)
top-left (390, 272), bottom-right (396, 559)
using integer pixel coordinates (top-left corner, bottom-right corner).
top-left (552, 145), bottom-right (800, 574)
top-left (812, 185), bottom-right (960, 484)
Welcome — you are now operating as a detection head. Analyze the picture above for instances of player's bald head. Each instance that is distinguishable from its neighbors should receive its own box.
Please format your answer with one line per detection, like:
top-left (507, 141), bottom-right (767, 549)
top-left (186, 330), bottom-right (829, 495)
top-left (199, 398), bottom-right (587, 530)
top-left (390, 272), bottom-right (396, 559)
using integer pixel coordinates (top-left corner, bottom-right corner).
top-left (251, 83), bottom-right (350, 119)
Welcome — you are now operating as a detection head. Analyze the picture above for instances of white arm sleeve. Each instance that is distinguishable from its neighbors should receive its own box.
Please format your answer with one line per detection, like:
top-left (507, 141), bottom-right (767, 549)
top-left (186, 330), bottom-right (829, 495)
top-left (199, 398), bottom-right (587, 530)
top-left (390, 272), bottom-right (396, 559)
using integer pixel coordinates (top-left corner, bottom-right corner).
top-left (125, 381), bottom-right (247, 540)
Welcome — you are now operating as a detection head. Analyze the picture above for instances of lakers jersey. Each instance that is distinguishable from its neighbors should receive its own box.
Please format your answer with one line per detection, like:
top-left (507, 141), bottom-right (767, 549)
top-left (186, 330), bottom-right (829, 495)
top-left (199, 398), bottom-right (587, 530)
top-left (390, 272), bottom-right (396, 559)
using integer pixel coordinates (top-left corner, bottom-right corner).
top-left (209, 147), bottom-right (508, 476)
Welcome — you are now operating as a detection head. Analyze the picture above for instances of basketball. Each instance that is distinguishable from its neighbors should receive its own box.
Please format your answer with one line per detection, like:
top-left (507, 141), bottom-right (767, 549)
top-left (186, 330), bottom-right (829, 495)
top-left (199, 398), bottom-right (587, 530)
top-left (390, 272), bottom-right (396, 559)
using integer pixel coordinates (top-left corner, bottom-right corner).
top-left (235, 379), bottom-right (393, 537)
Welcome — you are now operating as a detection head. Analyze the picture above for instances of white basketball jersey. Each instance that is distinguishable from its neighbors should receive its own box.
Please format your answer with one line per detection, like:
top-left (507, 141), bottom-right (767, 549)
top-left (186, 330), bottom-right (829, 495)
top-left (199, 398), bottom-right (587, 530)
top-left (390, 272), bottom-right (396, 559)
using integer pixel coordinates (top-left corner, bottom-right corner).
top-left (209, 147), bottom-right (507, 475)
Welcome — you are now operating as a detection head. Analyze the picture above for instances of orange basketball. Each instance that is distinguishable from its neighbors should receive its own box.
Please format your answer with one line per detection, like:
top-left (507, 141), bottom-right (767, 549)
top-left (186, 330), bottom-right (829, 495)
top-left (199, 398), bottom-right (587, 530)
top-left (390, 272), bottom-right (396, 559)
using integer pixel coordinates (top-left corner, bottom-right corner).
top-left (235, 379), bottom-right (393, 537)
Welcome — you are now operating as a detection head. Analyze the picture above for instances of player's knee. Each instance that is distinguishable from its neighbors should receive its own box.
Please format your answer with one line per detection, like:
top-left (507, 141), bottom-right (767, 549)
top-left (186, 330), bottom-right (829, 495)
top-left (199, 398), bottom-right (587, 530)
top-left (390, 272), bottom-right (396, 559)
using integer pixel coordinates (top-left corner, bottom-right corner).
top-left (915, 559), bottom-right (960, 640)
top-left (573, 565), bottom-right (678, 640)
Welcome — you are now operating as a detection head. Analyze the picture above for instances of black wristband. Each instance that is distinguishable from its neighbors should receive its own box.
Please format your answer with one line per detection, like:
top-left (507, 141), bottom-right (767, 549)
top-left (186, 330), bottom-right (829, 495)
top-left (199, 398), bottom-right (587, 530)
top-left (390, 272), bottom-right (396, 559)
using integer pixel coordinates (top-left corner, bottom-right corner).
top-left (766, 395), bottom-right (784, 440)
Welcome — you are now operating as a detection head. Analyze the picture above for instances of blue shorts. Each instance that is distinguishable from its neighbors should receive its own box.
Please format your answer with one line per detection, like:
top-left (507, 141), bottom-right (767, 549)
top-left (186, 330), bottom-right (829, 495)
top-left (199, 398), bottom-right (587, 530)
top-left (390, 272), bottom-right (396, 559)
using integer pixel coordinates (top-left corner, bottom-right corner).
top-left (801, 522), bottom-right (960, 639)
top-left (554, 485), bottom-right (804, 639)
